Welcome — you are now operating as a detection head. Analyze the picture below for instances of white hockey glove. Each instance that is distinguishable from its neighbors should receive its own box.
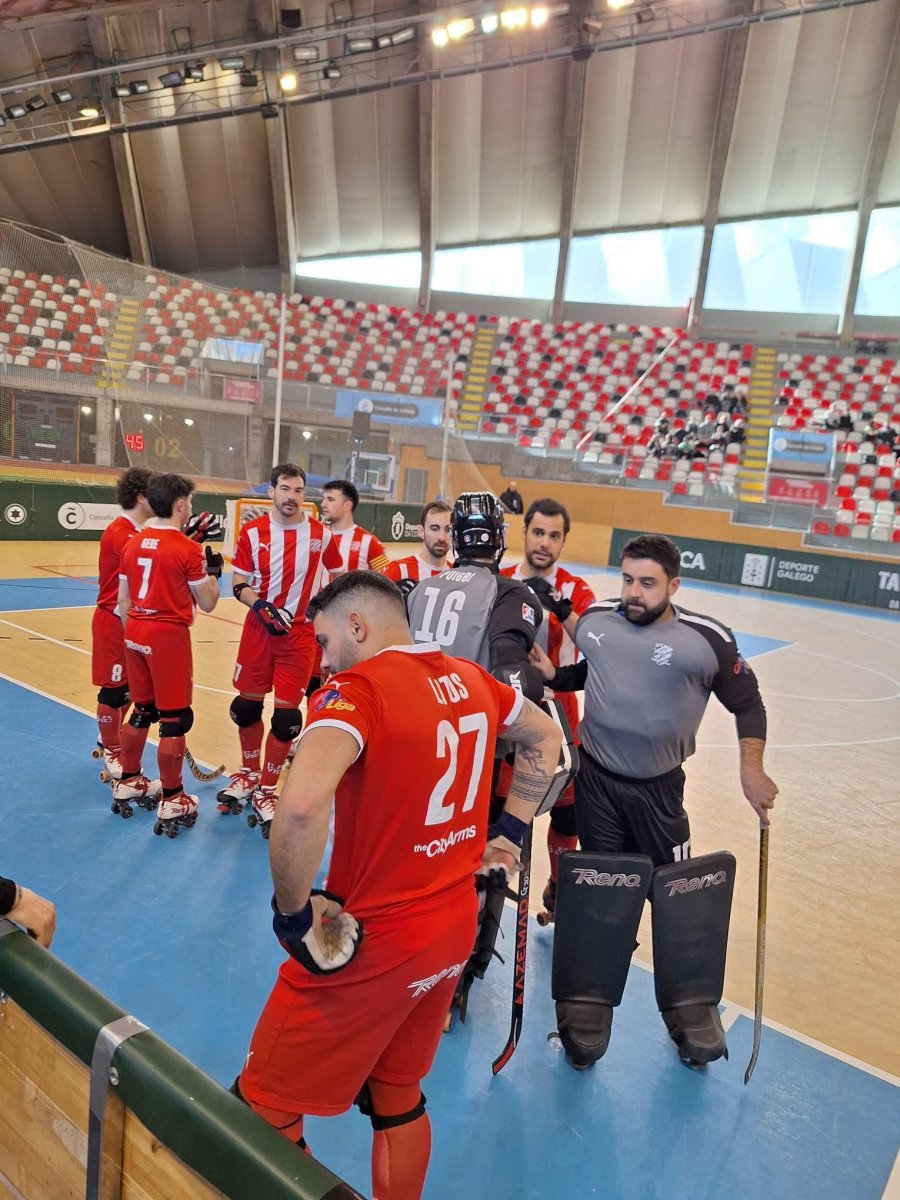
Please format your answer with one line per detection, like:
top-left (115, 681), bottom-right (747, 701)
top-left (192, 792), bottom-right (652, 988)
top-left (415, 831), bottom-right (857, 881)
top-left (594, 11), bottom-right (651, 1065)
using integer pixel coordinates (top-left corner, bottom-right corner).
top-left (272, 889), bottom-right (362, 974)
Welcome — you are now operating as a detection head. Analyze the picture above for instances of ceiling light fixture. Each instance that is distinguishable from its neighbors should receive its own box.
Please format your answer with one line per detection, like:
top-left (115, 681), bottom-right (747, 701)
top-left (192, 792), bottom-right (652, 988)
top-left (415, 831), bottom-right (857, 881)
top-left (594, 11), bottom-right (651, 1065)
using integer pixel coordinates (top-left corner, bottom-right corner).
top-left (51, 88), bottom-right (74, 104)
top-left (447, 17), bottom-right (476, 38)
top-left (25, 95), bottom-right (47, 112)
top-left (323, 61), bottom-right (342, 80)
top-left (376, 33), bottom-right (393, 49)
top-left (432, 27), bottom-right (449, 46)
top-left (4, 104), bottom-right (27, 119)
top-left (531, 6), bottom-right (550, 26)
top-left (111, 83), bottom-right (131, 98)
top-left (129, 80), bottom-right (150, 94)
top-left (481, 13), bottom-right (500, 32)
top-left (292, 44), bottom-right (320, 61)
top-left (78, 104), bottom-right (101, 118)
top-left (239, 70), bottom-right (259, 87)
top-left (346, 35), bottom-right (376, 53)
top-left (159, 70), bottom-right (184, 87)
top-left (218, 55), bottom-right (246, 71)
top-left (279, 71), bottom-right (298, 91)
top-left (185, 62), bottom-right (205, 82)
top-left (390, 27), bottom-right (415, 45)
top-left (500, 8), bottom-right (529, 28)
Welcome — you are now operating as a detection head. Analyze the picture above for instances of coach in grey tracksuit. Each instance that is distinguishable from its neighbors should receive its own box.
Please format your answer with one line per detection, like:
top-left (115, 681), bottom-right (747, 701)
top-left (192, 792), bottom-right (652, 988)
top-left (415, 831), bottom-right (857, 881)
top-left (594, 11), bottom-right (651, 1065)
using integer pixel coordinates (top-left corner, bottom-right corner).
top-left (537, 534), bottom-right (777, 865)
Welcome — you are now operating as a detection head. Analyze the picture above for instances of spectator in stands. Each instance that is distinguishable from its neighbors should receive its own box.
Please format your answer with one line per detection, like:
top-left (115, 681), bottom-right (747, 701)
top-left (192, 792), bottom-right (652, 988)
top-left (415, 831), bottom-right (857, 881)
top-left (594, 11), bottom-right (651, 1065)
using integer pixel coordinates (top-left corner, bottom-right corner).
top-left (775, 387), bottom-right (793, 407)
top-left (878, 425), bottom-right (897, 451)
top-left (729, 389), bottom-right (748, 418)
top-left (704, 391), bottom-right (722, 415)
top-left (863, 419), bottom-right (884, 444)
top-left (654, 415), bottom-right (671, 438)
top-left (728, 419), bottom-right (746, 446)
top-left (499, 481), bottom-right (524, 515)
top-left (661, 433), bottom-right (681, 460)
top-left (677, 432), bottom-right (699, 460)
top-left (696, 416), bottom-right (718, 446)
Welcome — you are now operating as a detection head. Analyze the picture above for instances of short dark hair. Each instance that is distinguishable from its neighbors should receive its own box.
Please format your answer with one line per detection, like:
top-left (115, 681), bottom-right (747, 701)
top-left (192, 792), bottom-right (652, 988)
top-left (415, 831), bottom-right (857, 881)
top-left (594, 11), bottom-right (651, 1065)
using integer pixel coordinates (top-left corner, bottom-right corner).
top-left (323, 479), bottom-right (359, 511)
top-left (147, 473), bottom-right (195, 519)
top-left (419, 500), bottom-right (451, 526)
top-left (524, 498), bottom-right (571, 536)
top-left (307, 569), bottom-right (405, 621)
top-left (620, 534), bottom-right (681, 580)
top-left (271, 462), bottom-right (306, 488)
top-left (115, 467), bottom-right (153, 511)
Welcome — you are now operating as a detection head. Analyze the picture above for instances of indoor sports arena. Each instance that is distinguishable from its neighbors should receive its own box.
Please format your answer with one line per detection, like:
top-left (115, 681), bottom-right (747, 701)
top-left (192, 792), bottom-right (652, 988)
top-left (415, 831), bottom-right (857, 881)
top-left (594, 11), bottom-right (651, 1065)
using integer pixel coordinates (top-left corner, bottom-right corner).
top-left (0, 1), bottom-right (897, 1198)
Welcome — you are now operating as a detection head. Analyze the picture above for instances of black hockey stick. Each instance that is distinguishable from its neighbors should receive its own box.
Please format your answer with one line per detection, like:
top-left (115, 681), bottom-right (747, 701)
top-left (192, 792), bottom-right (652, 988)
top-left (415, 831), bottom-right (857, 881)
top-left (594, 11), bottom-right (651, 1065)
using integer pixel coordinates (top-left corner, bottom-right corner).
top-left (185, 748), bottom-right (226, 782)
top-left (491, 823), bottom-right (532, 1075)
top-left (744, 822), bottom-right (769, 1085)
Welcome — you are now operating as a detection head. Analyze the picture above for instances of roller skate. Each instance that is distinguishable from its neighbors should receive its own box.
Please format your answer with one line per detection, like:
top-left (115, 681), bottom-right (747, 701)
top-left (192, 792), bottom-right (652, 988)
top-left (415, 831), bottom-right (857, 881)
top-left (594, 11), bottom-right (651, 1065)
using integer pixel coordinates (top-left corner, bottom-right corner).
top-left (216, 769), bottom-right (259, 815)
top-left (98, 748), bottom-right (124, 784)
top-left (246, 785), bottom-right (277, 840)
top-left (536, 879), bottom-right (556, 927)
top-left (110, 774), bottom-right (162, 819)
top-left (153, 791), bottom-right (199, 839)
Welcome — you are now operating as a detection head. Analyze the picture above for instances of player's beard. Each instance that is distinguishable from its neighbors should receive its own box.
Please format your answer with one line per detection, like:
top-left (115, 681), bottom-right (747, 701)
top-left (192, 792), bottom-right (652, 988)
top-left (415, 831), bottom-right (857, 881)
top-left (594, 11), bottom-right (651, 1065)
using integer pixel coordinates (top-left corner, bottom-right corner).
top-left (273, 496), bottom-right (301, 522)
top-left (524, 545), bottom-right (559, 574)
top-left (623, 597), bottom-right (670, 625)
top-left (424, 536), bottom-right (449, 561)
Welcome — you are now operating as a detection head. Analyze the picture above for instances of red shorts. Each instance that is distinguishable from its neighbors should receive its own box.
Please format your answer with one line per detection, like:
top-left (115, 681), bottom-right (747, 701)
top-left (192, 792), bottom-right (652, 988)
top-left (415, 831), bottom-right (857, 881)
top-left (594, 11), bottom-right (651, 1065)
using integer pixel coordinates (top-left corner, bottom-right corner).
top-left (91, 606), bottom-right (127, 689)
top-left (233, 615), bottom-right (316, 705)
top-left (239, 888), bottom-right (477, 1117)
top-left (123, 619), bottom-right (193, 711)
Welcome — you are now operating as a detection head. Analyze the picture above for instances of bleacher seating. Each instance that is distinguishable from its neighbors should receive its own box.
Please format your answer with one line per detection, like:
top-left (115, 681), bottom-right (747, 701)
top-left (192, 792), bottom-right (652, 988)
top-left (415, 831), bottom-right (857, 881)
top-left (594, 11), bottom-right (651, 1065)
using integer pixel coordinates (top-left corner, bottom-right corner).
top-left (0, 267), bottom-right (112, 375)
top-left (772, 349), bottom-right (900, 543)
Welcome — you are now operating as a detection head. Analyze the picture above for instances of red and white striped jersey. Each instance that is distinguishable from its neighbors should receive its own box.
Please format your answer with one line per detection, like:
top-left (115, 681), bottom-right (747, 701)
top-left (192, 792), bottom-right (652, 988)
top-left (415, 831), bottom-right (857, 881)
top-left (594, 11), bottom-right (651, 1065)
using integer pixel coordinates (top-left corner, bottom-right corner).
top-left (331, 524), bottom-right (389, 573)
top-left (500, 562), bottom-right (595, 668)
top-left (232, 515), bottom-right (343, 619)
top-left (382, 554), bottom-right (450, 584)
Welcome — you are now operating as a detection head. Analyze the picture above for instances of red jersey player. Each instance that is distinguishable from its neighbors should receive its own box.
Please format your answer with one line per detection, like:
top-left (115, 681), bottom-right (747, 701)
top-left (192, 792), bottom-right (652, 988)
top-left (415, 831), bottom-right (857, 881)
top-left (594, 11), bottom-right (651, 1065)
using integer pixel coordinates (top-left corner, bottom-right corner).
top-left (381, 499), bottom-right (452, 586)
top-left (91, 467), bottom-right (153, 780)
top-left (114, 473), bottom-right (221, 833)
top-left (501, 497), bottom-right (595, 920)
top-left (304, 477), bottom-right (389, 696)
top-left (218, 464), bottom-right (343, 834)
top-left (235, 571), bottom-right (562, 1200)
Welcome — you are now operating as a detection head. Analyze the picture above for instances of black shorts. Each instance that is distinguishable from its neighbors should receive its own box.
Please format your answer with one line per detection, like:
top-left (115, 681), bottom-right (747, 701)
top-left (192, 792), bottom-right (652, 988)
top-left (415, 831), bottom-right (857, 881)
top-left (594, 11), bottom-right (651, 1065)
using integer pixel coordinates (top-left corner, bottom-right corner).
top-left (574, 750), bottom-right (691, 868)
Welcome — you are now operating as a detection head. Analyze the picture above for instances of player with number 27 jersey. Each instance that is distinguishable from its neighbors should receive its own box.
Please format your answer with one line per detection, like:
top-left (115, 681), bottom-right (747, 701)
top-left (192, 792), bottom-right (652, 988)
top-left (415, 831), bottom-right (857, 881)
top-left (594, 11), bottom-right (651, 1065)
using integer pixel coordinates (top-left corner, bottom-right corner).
top-left (306, 643), bottom-right (523, 919)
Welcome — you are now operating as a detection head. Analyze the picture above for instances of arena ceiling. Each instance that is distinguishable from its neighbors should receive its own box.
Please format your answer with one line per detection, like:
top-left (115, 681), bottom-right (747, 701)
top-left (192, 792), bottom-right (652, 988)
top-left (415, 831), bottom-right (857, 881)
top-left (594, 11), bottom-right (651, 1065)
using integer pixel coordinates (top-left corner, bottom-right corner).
top-left (0, 0), bottom-right (898, 301)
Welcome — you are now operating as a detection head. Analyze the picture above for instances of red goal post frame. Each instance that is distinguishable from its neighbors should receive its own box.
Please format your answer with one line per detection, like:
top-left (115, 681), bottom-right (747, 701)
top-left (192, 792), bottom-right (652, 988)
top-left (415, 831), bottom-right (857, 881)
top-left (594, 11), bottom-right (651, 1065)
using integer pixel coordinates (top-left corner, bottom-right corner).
top-left (223, 497), bottom-right (318, 560)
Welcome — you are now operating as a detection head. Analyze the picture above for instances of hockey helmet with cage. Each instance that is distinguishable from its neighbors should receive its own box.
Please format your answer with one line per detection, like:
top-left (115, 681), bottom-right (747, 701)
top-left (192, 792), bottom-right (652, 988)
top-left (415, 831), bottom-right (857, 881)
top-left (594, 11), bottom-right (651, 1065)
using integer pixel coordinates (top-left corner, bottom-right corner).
top-left (450, 492), bottom-right (506, 562)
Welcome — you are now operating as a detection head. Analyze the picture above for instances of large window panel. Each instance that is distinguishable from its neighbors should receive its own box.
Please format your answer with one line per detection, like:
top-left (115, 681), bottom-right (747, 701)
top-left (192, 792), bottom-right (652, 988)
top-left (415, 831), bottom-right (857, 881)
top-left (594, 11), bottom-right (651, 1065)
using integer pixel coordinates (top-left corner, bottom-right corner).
top-left (856, 207), bottom-right (900, 317)
top-left (706, 212), bottom-right (857, 313)
top-left (295, 251), bottom-right (421, 288)
top-left (565, 227), bottom-right (703, 307)
top-left (432, 240), bottom-right (559, 300)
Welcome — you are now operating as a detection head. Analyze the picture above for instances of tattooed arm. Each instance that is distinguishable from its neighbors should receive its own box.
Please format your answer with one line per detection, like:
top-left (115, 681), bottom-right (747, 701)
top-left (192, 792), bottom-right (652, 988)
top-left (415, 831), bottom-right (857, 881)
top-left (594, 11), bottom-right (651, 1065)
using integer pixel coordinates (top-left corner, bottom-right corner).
top-left (503, 698), bottom-right (563, 822)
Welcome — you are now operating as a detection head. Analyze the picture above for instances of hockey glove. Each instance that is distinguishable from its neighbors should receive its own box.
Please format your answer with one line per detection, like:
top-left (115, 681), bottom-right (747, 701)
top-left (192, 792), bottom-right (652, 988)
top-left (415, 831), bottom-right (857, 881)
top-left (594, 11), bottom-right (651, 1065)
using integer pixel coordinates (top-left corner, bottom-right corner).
top-left (272, 890), bottom-right (362, 974)
top-left (184, 511), bottom-right (224, 543)
top-left (523, 576), bottom-right (573, 623)
top-left (204, 546), bottom-right (224, 578)
top-left (478, 810), bottom-right (529, 879)
top-left (252, 599), bottom-right (292, 636)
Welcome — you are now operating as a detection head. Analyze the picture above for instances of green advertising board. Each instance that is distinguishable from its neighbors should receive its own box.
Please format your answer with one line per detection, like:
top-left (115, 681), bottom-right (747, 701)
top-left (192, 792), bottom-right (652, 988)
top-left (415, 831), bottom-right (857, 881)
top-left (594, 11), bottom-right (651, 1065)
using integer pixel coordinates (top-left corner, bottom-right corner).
top-left (609, 527), bottom-right (898, 613)
top-left (0, 482), bottom-right (230, 541)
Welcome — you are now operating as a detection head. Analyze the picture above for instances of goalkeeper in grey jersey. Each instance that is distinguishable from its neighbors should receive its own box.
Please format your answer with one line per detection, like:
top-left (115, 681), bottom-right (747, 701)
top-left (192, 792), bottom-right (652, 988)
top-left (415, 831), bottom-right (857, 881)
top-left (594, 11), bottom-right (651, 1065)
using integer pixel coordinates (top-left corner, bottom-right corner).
top-left (531, 533), bottom-right (777, 1071)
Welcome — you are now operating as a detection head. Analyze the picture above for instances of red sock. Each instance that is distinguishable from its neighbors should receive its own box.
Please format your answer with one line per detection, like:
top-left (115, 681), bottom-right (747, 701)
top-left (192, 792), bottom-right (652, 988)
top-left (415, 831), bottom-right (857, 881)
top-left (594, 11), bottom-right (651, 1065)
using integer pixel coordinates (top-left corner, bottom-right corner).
top-left (239, 722), bottom-right (264, 773)
top-left (158, 735), bottom-right (186, 791)
top-left (96, 704), bottom-right (123, 752)
top-left (369, 1082), bottom-right (430, 1200)
top-left (547, 828), bottom-right (578, 883)
top-left (119, 724), bottom-right (148, 776)
top-left (260, 734), bottom-right (291, 789)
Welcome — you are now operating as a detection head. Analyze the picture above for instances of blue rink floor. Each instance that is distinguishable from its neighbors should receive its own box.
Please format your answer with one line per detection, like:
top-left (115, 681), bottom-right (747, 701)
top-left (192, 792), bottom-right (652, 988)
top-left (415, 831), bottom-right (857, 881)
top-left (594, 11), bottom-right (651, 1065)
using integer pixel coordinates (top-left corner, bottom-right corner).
top-left (1, 672), bottom-right (898, 1200)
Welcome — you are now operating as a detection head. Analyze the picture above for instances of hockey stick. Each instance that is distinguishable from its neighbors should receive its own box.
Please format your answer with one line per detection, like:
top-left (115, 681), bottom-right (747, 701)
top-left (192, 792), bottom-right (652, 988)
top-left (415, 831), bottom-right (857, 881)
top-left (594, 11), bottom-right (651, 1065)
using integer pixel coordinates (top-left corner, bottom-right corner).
top-left (743, 822), bottom-right (769, 1085)
top-left (185, 748), bottom-right (226, 782)
top-left (491, 823), bottom-right (532, 1075)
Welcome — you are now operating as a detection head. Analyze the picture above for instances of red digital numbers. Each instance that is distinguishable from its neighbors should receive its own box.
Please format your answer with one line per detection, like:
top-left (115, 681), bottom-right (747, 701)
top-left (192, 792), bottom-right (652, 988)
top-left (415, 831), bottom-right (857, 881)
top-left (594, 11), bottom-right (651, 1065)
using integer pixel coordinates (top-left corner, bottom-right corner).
top-left (124, 432), bottom-right (145, 452)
